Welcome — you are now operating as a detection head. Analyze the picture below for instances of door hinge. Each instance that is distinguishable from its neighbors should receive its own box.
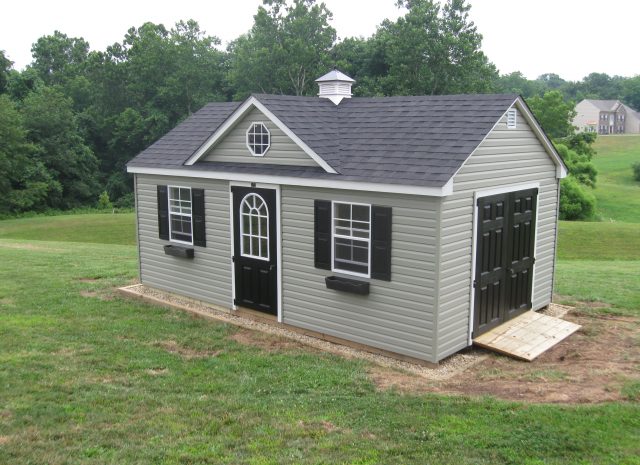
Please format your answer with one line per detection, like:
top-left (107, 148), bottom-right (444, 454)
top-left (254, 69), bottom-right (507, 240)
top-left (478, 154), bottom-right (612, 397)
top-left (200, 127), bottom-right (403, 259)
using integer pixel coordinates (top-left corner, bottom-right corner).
top-left (473, 280), bottom-right (477, 288)
top-left (233, 298), bottom-right (238, 305)
top-left (231, 256), bottom-right (235, 263)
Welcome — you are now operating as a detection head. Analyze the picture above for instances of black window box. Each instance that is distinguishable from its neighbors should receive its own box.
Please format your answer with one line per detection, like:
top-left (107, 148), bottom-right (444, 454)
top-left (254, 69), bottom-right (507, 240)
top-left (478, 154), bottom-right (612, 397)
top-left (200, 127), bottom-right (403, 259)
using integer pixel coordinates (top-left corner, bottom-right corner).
top-left (164, 244), bottom-right (194, 258)
top-left (325, 276), bottom-right (370, 295)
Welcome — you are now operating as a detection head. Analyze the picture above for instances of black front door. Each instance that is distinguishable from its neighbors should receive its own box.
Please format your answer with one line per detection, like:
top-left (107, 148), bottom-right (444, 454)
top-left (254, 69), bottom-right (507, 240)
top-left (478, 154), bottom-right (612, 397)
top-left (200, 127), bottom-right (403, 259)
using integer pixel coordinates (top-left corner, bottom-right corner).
top-left (232, 186), bottom-right (278, 315)
top-left (473, 188), bottom-right (538, 337)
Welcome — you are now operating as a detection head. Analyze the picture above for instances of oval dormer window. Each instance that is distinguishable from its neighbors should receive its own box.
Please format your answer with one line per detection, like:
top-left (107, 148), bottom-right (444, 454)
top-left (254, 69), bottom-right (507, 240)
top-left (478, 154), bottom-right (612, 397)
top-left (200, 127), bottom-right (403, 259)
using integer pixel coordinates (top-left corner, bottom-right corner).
top-left (246, 122), bottom-right (270, 156)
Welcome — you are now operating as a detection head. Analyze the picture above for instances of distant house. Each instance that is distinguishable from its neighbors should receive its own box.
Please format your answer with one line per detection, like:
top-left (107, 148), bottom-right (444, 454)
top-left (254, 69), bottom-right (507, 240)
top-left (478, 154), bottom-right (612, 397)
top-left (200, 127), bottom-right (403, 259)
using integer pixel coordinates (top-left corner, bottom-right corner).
top-left (574, 99), bottom-right (640, 134)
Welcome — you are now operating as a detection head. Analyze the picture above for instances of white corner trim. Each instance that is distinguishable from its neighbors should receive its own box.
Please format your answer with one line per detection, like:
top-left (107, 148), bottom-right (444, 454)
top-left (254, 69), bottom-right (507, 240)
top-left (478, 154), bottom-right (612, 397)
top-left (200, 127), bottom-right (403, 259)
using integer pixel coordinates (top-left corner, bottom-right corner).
top-left (127, 166), bottom-right (450, 197)
top-left (184, 96), bottom-right (337, 174)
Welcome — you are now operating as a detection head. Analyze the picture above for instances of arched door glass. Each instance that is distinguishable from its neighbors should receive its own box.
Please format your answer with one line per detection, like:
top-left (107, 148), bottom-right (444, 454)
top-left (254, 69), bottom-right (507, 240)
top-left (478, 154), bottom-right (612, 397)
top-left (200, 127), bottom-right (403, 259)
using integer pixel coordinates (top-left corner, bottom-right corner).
top-left (240, 193), bottom-right (269, 260)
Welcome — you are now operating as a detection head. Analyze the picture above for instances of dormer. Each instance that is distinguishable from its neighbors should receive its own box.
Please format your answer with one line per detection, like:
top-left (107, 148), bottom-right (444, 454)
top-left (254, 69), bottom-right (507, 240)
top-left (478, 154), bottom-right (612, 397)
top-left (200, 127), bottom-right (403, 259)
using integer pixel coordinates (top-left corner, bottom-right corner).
top-left (316, 69), bottom-right (355, 105)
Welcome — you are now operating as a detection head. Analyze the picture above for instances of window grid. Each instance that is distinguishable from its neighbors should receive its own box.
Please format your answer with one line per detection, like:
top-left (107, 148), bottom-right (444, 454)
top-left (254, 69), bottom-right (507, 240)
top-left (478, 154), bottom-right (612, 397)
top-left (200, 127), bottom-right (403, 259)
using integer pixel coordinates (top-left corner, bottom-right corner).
top-left (332, 202), bottom-right (371, 277)
top-left (168, 186), bottom-right (193, 244)
top-left (240, 193), bottom-right (269, 260)
top-left (246, 122), bottom-right (270, 156)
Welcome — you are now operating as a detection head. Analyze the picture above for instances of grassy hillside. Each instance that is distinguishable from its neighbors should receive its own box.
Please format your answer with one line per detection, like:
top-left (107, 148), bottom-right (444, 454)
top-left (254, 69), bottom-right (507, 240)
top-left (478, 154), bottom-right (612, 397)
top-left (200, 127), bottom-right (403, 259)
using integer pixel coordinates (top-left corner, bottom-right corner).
top-left (592, 135), bottom-right (640, 222)
top-left (0, 212), bottom-right (136, 245)
top-left (1, 237), bottom-right (638, 464)
top-left (0, 137), bottom-right (638, 462)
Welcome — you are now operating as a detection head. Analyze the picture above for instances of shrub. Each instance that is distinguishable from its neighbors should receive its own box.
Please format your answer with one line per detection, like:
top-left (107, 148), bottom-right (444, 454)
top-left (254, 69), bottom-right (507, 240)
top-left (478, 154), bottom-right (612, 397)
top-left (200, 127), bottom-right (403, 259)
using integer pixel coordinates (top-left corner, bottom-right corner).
top-left (632, 161), bottom-right (640, 182)
top-left (559, 176), bottom-right (595, 220)
top-left (114, 192), bottom-right (135, 209)
top-left (97, 191), bottom-right (113, 210)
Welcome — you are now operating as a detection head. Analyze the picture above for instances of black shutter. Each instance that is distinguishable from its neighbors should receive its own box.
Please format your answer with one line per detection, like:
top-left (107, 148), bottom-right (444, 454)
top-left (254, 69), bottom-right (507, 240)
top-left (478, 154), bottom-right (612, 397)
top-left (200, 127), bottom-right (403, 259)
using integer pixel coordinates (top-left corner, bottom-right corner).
top-left (157, 185), bottom-right (169, 240)
top-left (192, 188), bottom-right (206, 247)
top-left (314, 200), bottom-right (331, 270)
top-left (371, 205), bottom-right (392, 281)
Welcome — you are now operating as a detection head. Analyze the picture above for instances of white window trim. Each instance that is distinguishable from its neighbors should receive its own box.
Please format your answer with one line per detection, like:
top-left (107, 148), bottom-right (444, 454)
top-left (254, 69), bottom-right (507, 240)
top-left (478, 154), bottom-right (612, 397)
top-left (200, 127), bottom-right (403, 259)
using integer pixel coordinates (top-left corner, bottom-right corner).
top-left (239, 192), bottom-right (270, 261)
top-left (167, 185), bottom-right (193, 245)
top-left (246, 121), bottom-right (271, 157)
top-left (506, 109), bottom-right (517, 129)
top-left (330, 200), bottom-right (372, 278)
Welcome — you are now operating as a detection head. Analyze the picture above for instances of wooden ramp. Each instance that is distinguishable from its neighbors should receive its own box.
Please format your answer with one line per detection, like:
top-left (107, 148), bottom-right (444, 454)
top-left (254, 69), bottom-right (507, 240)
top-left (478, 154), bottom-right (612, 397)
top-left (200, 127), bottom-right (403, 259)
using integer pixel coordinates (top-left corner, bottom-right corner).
top-left (473, 311), bottom-right (581, 361)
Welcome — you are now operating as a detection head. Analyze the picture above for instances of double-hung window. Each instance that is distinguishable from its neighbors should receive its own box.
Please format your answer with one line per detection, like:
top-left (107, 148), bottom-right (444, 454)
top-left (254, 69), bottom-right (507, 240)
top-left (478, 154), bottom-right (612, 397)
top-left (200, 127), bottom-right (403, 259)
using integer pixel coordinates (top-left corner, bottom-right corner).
top-left (332, 202), bottom-right (371, 276)
top-left (168, 186), bottom-right (193, 244)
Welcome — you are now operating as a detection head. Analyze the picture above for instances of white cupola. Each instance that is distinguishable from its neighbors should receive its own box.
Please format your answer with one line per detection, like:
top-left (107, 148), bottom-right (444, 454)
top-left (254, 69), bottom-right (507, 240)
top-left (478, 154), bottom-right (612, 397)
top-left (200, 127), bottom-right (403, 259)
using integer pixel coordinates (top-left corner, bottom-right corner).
top-left (315, 69), bottom-right (355, 105)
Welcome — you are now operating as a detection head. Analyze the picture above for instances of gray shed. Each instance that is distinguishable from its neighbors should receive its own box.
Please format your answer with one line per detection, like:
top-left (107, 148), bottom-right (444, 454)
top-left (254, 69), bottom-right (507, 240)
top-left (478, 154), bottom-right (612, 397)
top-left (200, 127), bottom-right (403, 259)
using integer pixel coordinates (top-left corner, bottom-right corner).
top-left (127, 71), bottom-right (567, 364)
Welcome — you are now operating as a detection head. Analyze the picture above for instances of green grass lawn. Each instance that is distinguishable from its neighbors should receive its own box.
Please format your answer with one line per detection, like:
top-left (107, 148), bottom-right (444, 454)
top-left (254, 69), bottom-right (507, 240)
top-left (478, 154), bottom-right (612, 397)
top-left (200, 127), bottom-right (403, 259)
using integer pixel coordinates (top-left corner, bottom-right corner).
top-left (592, 135), bottom-right (640, 222)
top-left (0, 212), bottom-right (136, 245)
top-left (1, 145), bottom-right (639, 463)
top-left (557, 221), bottom-right (640, 260)
top-left (555, 222), bottom-right (640, 315)
top-left (0, 238), bottom-right (639, 464)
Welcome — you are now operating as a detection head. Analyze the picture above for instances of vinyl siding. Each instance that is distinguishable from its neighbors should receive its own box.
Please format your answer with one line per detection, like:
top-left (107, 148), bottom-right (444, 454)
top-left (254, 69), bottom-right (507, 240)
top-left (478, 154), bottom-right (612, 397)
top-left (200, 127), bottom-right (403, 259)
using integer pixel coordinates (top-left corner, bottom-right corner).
top-left (280, 186), bottom-right (440, 362)
top-left (573, 101), bottom-right (600, 132)
top-left (203, 106), bottom-right (319, 166)
top-left (435, 107), bottom-right (560, 360)
top-left (135, 174), bottom-right (232, 307)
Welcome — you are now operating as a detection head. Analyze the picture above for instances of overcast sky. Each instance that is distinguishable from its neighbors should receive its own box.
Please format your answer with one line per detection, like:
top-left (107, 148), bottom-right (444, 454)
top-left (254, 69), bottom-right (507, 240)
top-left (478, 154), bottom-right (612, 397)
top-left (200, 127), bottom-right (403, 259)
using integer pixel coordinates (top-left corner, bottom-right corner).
top-left (2, 0), bottom-right (638, 82)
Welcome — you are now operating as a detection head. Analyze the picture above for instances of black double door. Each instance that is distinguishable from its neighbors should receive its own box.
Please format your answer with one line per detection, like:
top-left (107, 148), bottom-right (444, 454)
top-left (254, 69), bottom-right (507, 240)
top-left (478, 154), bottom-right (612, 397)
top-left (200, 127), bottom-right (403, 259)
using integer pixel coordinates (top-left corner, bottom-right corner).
top-left (473, 188), bottom-right (538, 336)
top-left (232, 186), bottom-right (278, 315)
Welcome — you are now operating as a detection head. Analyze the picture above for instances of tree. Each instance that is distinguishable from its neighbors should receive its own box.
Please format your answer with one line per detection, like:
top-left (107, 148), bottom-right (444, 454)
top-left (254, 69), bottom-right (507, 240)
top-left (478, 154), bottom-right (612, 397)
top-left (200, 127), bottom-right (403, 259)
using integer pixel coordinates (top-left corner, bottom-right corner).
top-left (0, 50), bottom-right (12, 94)
top-left (21, 87), bottom-right (100, 209)
top-left (331, 37), bottom-right (387, 96)
top-left (527, 91), bottom-right (576, 139)
top-left (559, 176), bottom-right (595, 220)
top-left (0, 95), bottom-right (54, 213)
top-left (579, 72), bottom-right (623, 100)
top-left (495, 71), bottom-right (544, 98)
top-left (622, 75), bottom-right (640, 110)
top-left (77, 20), bottom-right (228, 201)
top-left (229, 0), bottom-right (336, 97)
top-left (536, 73), bottom-right (566, 90)
top-left (30, 31), bottom-right (90, 86)
top-left (555, 143), bottom-right (597, 188)
top-left (377, 0), bottom-right (497, 96)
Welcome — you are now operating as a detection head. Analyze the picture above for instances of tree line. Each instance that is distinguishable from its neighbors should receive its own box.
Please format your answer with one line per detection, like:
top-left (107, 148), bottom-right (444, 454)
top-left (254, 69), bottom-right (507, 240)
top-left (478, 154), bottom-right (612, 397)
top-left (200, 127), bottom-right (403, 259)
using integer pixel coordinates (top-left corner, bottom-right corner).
top-left (0, 0), bottom-right (635, 217)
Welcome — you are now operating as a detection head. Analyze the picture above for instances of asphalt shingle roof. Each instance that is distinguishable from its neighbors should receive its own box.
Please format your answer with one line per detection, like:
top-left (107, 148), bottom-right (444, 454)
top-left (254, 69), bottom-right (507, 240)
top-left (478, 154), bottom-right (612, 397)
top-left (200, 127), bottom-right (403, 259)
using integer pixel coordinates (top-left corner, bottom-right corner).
top-left (128, 93), bottom-right (519, 188)
top-left (585, 99), bottom-right (622, 111)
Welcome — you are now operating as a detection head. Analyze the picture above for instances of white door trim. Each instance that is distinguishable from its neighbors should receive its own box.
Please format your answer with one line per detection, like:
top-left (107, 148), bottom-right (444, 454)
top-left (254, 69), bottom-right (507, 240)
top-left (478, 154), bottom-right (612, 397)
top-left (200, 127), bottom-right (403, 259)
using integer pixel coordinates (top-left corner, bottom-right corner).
top-left (468, 181), bottom-right (540, 345)
top-left (229, 181), bottom-right (282, 323)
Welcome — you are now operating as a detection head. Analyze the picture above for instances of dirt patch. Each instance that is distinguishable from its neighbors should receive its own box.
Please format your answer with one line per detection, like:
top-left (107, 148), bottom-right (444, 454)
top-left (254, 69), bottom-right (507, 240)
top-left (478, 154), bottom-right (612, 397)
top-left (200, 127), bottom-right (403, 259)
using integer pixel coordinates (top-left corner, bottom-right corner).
top-left (155, 340), bottom-right (221, 359)
top-left (0, 436), bottom-right (11, 445)
top-left (369, 310), bottom-right (640, 404)
top-left (230, 328), bottom-right (316, 353)
top-left (0, 297), bottom-right (15, 307)
top-left (79, 289), bottom-right (114, 301)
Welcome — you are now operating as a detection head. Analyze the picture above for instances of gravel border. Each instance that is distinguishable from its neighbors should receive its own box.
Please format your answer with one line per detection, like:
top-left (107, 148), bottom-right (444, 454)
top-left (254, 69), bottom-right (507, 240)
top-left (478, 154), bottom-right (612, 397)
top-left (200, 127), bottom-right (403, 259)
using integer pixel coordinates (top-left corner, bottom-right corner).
top-left (119, 284), bottom-right (573, 381)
